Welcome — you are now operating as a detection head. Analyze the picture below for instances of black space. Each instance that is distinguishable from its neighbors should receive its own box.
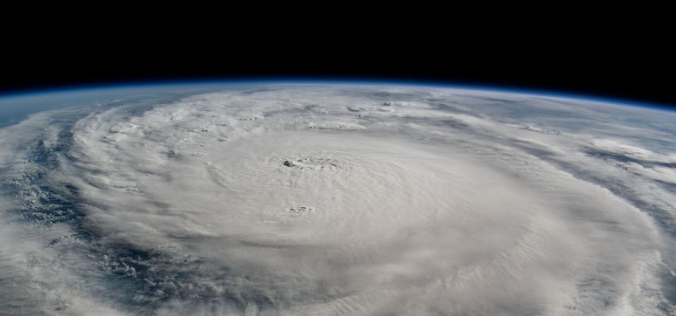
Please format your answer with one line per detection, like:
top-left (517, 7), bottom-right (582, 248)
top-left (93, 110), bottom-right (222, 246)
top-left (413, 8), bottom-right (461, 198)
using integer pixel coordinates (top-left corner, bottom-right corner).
top-left (2, 29), bottom-right (674, 109)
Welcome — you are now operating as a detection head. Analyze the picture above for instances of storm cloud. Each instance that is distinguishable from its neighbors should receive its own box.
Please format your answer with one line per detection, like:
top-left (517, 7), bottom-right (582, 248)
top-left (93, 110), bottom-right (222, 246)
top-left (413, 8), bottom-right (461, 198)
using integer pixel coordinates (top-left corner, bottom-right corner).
top-left (1, 84), bottom-right (675, 315)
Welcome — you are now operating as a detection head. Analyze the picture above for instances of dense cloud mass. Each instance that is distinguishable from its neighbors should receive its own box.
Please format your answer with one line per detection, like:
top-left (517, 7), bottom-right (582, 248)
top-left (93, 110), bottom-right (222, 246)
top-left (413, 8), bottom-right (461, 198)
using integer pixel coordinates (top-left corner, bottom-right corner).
top-left (1, 84), bottom-right (676, 315)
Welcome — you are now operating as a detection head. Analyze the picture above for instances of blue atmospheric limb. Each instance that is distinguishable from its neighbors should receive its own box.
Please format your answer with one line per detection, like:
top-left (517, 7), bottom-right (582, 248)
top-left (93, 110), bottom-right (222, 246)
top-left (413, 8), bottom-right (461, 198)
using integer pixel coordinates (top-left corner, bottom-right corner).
top-left (0, 77), bottom-right (673, 113)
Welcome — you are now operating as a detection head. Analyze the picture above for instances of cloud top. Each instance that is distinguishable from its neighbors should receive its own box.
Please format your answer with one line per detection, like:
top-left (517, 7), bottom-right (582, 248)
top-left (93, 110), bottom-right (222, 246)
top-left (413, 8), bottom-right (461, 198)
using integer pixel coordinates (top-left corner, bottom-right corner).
top-left (0, 85), bottom-right (675, 315)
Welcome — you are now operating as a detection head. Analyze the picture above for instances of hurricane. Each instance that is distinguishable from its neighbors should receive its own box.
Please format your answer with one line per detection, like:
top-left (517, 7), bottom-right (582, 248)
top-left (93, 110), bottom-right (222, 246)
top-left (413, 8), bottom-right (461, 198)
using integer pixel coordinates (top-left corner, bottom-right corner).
top-left (1, 83), bottom-right (675, 315)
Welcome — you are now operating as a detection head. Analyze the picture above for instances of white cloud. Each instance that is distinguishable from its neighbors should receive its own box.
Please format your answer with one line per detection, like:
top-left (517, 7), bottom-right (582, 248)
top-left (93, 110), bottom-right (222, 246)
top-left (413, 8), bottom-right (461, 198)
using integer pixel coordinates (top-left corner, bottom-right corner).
top-left (1, 85), bottom-right (675, 315)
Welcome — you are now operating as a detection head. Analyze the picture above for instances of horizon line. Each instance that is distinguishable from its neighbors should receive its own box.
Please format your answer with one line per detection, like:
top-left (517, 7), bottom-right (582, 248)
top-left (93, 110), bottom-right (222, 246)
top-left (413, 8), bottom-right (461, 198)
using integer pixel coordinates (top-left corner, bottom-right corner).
top-left (0, 77), bottom-right (673, 113)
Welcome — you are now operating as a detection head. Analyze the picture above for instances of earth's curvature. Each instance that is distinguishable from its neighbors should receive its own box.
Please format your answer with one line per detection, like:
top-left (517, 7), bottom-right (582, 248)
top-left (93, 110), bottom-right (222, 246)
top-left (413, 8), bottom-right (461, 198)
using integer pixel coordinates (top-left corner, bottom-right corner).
top-left (1, 83), bottom-right (676, 315)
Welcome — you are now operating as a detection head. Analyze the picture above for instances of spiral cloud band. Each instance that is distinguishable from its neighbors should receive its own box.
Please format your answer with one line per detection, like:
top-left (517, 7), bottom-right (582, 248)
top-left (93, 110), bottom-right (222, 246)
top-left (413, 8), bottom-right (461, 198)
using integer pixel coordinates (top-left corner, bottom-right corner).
top-left (1, 84), bottom-right (676, 315)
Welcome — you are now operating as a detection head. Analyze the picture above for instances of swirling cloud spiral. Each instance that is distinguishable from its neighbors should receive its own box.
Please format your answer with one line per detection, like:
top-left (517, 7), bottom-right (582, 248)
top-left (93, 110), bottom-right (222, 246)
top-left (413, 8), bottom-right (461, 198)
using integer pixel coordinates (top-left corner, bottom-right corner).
top-left (1, 84), bottom-right (676, 315)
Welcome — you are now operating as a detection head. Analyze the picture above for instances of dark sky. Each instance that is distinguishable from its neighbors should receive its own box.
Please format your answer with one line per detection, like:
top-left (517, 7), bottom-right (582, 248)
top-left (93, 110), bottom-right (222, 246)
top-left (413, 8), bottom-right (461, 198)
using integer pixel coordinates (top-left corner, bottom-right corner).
top-left (3, 30), bottom-right (674, 109)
